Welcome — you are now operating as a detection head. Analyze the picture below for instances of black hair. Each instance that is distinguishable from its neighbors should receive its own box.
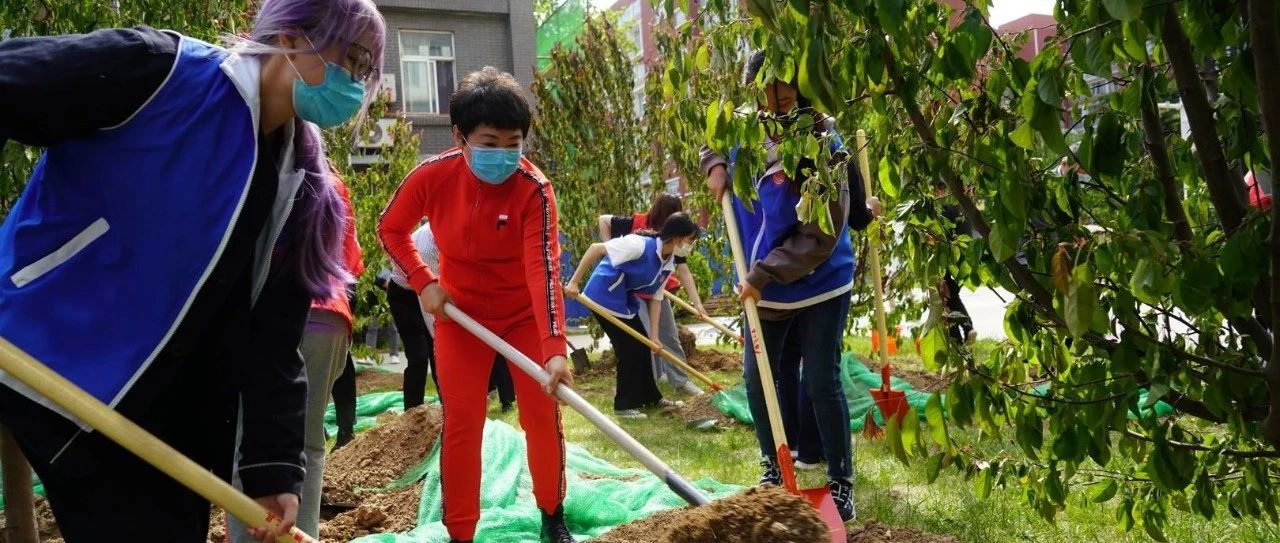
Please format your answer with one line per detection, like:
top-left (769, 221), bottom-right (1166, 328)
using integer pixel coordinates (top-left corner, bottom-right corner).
top-left (743, 50), bottom-right (814, 110)
top-left (449, 66), bottom-right (532, 137)
top-left (655, 212), bottom-right (699, 241)
top-left (646, 193), bottom-right (684, 232)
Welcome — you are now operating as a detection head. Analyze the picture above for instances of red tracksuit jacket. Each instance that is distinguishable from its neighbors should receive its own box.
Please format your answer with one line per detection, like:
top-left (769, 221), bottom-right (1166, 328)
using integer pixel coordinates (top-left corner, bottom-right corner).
top-left (377, 148), bottom-right (568, 362)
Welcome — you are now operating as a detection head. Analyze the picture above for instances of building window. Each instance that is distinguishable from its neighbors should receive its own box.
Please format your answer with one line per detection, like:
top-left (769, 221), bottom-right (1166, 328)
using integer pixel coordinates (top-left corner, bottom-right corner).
top-left (400, 31), bottom-right (455, 114)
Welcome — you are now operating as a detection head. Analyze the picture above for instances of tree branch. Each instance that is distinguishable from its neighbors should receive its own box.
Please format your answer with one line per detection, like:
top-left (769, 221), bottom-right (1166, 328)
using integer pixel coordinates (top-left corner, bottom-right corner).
top-left (1138, 65), bottom-right (1196, 246)
top-left (1124, 429), bottom-right (1280, 458)
top-left (877, 35), bottom-right (1062, 328)
top-left (1246, 0), bottom-right (1280, 450)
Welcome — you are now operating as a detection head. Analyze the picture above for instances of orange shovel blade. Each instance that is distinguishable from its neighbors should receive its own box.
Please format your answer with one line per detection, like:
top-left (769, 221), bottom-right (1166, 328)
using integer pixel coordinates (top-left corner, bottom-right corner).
top-left (801, 486), bottom-right (847, 543)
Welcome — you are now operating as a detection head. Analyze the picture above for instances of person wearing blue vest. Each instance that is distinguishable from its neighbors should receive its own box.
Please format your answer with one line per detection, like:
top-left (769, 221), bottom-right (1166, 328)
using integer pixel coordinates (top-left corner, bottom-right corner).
top-left (566, 213), bottom-right (700, 419)
top-left (700, 50), bottom-right (881, 523)
top-left (0, 1), bottom-right (385, 541)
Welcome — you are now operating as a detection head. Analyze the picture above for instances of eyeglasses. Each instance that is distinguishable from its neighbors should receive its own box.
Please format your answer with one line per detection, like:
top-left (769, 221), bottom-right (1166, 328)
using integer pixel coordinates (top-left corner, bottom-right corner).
top-left (345, 42), bottom-right (375, 83)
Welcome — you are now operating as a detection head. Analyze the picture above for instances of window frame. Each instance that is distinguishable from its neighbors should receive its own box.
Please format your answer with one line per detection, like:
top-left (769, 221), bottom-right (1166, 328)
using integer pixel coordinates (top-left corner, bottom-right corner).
top-left (398, 30), bottom-right (457, 115)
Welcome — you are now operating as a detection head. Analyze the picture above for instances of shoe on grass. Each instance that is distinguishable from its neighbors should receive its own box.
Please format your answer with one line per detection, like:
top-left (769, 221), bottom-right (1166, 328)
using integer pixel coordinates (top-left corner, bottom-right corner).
top-left (759, 457), bottom-right (782, 486)
top-left (614, 409), bottom-right (647, 419)
top-left (656, 398), bottom-right (684, 410)
top-left (828, 478), bottom-right (856, 522)
top-left (677, 381), bottom-right (704, 395)
top-left (794, 458), bottom-right (823, 470)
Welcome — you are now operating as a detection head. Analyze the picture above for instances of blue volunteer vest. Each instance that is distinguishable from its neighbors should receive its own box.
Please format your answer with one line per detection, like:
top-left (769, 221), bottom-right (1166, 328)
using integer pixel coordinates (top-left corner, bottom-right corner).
top-left (0, 35), bottom-right (257, 406)
top-left (583, 235), bottom-right (675, 318)
top-left (729, 137), bottom-right (856, 310)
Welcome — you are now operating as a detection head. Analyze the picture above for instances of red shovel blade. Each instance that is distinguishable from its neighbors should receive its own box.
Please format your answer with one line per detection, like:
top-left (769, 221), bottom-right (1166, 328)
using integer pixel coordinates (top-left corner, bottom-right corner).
top-left (801, 486), bottom-right (847, 542)
top-left (870, 389), bottom-right (909, 425)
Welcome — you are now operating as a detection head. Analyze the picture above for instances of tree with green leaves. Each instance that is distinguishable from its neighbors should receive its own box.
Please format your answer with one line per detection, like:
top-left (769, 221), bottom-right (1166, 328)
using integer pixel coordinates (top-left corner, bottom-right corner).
top-left (650, 0), bottom-right (1280, 537)
top-left (531, 13), bottom-right (650, 262)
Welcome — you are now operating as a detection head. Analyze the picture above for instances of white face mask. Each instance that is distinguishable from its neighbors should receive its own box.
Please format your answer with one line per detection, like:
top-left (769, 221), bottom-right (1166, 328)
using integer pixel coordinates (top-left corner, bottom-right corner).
top-left (673, 241), bottom-right (694, 258)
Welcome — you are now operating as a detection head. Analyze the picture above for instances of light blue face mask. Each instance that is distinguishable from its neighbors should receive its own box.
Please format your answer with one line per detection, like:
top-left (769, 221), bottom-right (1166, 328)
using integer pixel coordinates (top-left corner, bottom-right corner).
top-left (287, 38), bottom-right (366, 129)
top-left (464, 139), bottom-right (522, 184)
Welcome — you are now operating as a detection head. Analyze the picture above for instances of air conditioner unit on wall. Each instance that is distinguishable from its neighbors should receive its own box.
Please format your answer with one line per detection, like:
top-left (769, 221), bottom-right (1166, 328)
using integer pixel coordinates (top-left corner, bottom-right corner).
top-left (358, 119), bottom-right (397, 148)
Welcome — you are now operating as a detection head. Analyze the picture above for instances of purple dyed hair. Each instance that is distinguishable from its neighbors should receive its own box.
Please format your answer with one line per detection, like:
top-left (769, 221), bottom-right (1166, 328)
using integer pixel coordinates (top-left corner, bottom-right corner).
top-left (245, 0), bottom-right (386, 300)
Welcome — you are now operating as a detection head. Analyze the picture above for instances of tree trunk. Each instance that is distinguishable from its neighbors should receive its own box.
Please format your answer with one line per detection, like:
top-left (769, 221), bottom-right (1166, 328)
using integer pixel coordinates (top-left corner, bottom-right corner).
top-left (1161, 4), bottom-right (1249, 233)
top-left (1, 424), bottom-right (39, 543)
top-left (1247, 0), bottom-right (1280, 449)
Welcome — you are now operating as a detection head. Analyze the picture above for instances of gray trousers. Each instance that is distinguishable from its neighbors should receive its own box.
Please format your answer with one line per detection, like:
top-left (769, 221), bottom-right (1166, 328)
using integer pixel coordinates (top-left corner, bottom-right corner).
top-left (230, 311), bottom-right (350, 540)
top-left (636, 298), bottom-right (692, 387)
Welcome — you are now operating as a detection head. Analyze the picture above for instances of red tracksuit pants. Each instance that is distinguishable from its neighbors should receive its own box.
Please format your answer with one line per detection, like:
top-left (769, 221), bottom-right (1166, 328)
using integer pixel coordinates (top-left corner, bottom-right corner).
top-left (434, 317), bottom-right (566, 540)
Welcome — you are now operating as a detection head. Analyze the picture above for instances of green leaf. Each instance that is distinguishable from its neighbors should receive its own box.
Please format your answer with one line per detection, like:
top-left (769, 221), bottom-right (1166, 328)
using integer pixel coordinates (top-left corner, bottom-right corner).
top-left (920, 325), bottom-right (948, 370)
top-left (1102, 0), bottom-right (1144, 21)
top-left (704, 99), bottom-right (723, 148)
top-left (876, 0), bottom-right (906, 39)
top-left (988, 221), bottom-right (1018, 262)
top-left (902, 405), bottom-right (922, 456)
top-left (886, 406), bottom-right (911, 465)
top-left (1092, 479), bottom-right (1119, 503)
top-left (975, 465), bottom-right (994, 500)
top-left (926, 452), bottom-right (945, 483)
top-left (695, 43), bottom-right (710, 71)
top-left (1010, 120), bottom-right (1037, 150)
top-left (1091, 112), bottom-right (1126, 178)
top-left (877, 155), bottom-right (899, 198)
top-left (1065, 265), bottom-right (1097, 337)
top-left (1129, 259), bottom-right (1161, 304)
top-left (955, 7), bottom-right (993, 66)
top-left (926, 393), bottom-right (949, 448)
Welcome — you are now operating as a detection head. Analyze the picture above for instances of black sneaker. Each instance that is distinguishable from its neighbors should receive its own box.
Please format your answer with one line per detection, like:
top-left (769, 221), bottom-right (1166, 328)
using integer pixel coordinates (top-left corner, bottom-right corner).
top-left (448, 540), bottom-right (472, 543)
top-left (759, 457), bottom-right (782, 486)
top-left (542, 504), bottom-right (576, 542)
top-left (828, 479), bottom-right (856, 522)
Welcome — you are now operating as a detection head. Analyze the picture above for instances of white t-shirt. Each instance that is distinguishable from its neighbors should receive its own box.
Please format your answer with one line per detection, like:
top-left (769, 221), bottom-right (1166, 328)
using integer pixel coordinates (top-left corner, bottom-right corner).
top-left (390, 222), bottom-right (439, 289)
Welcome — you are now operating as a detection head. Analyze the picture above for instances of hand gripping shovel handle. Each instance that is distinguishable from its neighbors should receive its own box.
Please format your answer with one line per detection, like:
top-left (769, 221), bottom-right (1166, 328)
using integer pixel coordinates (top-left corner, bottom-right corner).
top-left (719, 193), bottom-right (798, 494)
top-left (666, 294), bottom-right (744, 344)
top-left (442, 303), bottom-right (710, 507)
top-left (568, 292), bottom-right (725, 392)
top-left (0, 338), bottom-right (316, 543)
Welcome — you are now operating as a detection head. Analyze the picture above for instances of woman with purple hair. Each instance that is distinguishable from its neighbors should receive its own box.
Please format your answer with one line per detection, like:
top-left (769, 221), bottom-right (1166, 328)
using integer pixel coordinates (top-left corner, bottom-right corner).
top-left (0, 0), bottom-right (385, 541)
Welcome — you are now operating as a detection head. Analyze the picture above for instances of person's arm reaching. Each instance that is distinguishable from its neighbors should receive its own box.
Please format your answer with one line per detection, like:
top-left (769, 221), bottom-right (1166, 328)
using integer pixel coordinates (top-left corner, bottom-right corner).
top-left (521, 181), bottom-right (569, 364)
top-left (377, 167), bottom-right (435, 293)
top-left (647, 296), bottom-right (663, 352)
top-left (566, 243), bottom-right (608, 297)
top-left (0, 26), bottom-right (177, 148)
top-left (675, 263), bottom-right (706, 314)
top-left (597, 215), bottom-right (614, 241)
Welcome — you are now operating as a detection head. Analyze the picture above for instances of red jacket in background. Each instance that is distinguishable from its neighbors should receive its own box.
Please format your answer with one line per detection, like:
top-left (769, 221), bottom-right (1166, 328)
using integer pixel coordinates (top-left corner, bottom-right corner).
top-left (311, 177), bottom-right (364, 330)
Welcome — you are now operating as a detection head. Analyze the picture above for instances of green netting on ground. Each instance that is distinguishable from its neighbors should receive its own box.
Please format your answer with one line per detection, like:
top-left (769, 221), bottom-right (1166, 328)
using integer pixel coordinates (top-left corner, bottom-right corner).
top-left (355, 362), bottom-right (398, 373)
top-left (710, 353), bottom-right (936, 432)
top-left (323, 391), bottom-right (438, 437)
top-left (709, 353), bottom-right (1175, 430)
top-left (353, 419), bottom-right (742, 543)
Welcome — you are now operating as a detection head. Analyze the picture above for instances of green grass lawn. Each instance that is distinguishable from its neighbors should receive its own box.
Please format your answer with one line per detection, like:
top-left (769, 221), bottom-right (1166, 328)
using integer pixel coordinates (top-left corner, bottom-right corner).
top-left (452, 340), bottom-right (1279, 543)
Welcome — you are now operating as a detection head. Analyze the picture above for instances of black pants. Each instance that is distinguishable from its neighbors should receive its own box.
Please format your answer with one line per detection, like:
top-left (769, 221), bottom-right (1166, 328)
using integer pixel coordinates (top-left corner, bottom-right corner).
top-left (943, 273), bottom-right (973, 342)
top-left (387, 282), bottom-right (438, 408)
top-left (332, 353), bottom-right (357, 438)
top-left (0, 349), bottom-right (236, 542)
top-left (777, 331), bottom-right (824, 463)
top-left (489, 354), bottom-right (516, 408)
top-left (595, 313), bottom-right (663, 411)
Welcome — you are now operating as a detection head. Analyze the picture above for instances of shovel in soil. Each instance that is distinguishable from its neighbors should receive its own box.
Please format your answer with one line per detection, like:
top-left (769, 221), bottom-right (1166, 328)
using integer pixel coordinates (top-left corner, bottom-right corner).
top-left (0, 338), bottom-right (318, 543)
top-left (566, 338), bottom-right (590, 374)
top-left (443, 303), bottom-right (711, 507)
top-left (720, 194), bottom-right (846, 543)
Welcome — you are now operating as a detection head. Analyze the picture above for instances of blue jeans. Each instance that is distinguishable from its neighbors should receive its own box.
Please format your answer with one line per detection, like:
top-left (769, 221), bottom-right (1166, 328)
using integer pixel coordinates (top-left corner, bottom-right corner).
top-left (744, 294), bottom-right (852, 482)
top-left (777, 331), bottom-right (823, 463)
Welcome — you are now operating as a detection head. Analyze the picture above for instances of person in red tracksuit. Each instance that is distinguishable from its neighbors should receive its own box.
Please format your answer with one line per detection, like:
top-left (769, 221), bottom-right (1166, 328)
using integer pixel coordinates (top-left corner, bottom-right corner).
top-left (377, 66), bottom-right (576, 543)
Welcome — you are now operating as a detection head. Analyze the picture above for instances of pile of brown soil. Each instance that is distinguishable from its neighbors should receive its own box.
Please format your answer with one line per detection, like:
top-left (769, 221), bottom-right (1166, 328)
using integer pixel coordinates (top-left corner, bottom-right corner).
top-left (678, 392), bottom-right (734, 425)
top-left (688, 350), bottom-right (741, 373)
top-left (0, 496), bottom-right (63, 543)
top-left (593, 486), bottom-right (829, 543)
top-left (846, 521), bottom-right (958, 542)
top-left (320, 482), bottom-right (422, 540)
top-left (356, 368), bottom-right (404, 396)
top-left (324, 404), bottom-right (442, 503)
